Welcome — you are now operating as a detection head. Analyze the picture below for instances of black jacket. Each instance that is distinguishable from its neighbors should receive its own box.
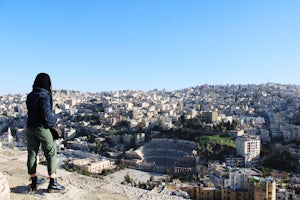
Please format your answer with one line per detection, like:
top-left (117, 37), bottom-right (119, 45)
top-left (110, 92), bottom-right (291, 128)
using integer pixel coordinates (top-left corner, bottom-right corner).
top-left (26, 87), bottom-right (57, 128)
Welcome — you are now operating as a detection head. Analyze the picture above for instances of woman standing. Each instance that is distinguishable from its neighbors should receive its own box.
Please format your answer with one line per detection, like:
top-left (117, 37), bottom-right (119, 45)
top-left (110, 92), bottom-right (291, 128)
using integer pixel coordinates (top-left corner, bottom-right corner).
top-left (26, 73), bottom-right (65, 193)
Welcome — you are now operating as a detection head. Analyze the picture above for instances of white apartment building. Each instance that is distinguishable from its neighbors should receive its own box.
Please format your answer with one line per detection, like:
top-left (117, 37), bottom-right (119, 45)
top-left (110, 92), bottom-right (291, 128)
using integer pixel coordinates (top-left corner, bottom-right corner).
top-left (236, 135), bottom-right (261, 167)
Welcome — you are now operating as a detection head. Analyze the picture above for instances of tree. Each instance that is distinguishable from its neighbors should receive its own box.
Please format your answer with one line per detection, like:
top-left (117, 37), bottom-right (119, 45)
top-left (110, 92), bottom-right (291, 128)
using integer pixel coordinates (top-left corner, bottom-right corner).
top-left (124, 173), bottom-right (134, 184)
top-left (180, 114), bottom-right (186, 124)
top-left (221, 126), bottom-right (227, 132)
top-left (232, 119), bottom-right (239, 129)
top-left (149, 176), bottom-right (154, 182)
top-left (165, 168), bottom-right (170, 175)
top-left (95, 141), bottom-right (103, 154)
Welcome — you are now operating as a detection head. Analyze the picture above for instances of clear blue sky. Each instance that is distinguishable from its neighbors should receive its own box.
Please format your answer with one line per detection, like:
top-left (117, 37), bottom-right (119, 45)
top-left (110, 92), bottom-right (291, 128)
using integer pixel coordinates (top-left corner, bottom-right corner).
top-left (0, 0), bottom-right (299, 95)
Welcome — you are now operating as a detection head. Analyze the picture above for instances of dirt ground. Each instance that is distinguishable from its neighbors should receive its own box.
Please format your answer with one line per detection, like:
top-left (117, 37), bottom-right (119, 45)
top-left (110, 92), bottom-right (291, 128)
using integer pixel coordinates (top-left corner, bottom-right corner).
top-left (0, 147), bottom-right (131, 200)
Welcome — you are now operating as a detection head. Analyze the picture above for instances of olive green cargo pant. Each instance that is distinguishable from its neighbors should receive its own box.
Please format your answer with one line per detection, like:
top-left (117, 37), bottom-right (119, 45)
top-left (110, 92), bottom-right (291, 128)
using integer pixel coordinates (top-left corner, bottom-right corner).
top-left (26, 127), bottom-right (57, 175)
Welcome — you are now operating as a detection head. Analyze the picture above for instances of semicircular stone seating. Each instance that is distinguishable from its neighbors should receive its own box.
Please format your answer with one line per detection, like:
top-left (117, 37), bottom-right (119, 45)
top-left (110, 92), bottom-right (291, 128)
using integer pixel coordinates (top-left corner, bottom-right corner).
top-left (139, 138), bottom-right (198, 167)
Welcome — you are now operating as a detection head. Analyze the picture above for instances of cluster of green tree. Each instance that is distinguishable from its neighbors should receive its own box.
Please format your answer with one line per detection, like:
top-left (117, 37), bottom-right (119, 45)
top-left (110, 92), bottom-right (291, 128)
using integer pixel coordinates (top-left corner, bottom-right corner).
top-left (262, 152), bottom-right (300, 173)
top-left (180, 114), bottom-right (239, 132)
top-left (173, 172), bottom-right (190, 182)
top-left (181, 117), bottom-right (205, 130)
top-left (101, 168), bottom-right (114, 176)
top-left (121, 174), bottom-right (155, 190)
top-left (102, 166), bottom-right (124, 176)
top-left (63, 164), bottom-right (92, 176)
top-left (94, 140), bottom-right (103, 154)
top-left (213, 120), bottom-right (239, 132)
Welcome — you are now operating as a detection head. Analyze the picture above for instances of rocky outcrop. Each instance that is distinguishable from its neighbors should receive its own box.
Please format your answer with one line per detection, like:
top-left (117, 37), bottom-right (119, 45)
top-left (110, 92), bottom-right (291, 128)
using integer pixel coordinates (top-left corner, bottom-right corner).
top-left (0, 172), bottom-right (10, 200)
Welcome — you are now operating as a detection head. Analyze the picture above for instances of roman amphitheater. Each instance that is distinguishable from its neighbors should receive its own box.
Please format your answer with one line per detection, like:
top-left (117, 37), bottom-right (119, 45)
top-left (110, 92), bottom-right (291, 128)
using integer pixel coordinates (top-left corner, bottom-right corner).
top-left (124, 138), bottom-right (199, 173)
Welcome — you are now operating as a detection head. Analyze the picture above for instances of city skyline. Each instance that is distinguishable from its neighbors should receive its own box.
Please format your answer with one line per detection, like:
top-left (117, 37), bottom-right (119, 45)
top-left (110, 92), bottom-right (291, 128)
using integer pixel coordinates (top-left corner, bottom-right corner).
top-left (1, 1), bottom-right (300, 95)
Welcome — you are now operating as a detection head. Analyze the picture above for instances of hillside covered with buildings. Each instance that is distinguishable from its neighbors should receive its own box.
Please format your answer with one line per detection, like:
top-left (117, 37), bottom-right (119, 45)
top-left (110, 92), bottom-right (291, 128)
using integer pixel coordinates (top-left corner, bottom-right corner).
top-left (1, 83), bottom-right (300, 199)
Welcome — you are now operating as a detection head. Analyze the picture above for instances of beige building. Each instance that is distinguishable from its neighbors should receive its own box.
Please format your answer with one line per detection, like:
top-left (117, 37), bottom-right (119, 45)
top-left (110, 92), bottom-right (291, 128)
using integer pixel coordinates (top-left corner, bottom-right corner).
top-left (187, 186), bottom-right (221, 200)
top-left (249, 177), bottom-right (276, 200)
top-left (187, 186), bottom-right (250, 200)
top-left (202, 111), bottom-right (218, 123)
top-left (72, 158), bottom-right (115, 174)
top-left (186, 177), bottom-right (276, 200)
top-left (221, 188), bottom-right (250, 200)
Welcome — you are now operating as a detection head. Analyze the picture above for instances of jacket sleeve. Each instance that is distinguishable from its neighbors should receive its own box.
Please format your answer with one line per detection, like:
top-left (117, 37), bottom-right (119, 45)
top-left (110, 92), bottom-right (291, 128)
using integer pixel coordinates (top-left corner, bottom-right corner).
top-left (40, 92), bottom-right (57, 128)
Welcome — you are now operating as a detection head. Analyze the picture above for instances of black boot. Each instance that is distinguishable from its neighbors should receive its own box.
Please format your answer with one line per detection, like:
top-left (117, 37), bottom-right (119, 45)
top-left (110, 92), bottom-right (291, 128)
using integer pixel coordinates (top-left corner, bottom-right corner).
top-left (30, 176), bottom-right (37, 191)
top-left (47, 178), bottom-right (65, 193)
top-left (29, 176), bottom-right (45, 191)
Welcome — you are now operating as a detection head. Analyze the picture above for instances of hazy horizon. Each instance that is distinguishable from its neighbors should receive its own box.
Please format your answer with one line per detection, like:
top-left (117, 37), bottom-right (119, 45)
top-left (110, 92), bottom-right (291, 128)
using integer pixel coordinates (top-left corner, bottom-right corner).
top-left (1, 1), bottom-right (299, 95)
top-left (1, 82), bottom-right (300, 96)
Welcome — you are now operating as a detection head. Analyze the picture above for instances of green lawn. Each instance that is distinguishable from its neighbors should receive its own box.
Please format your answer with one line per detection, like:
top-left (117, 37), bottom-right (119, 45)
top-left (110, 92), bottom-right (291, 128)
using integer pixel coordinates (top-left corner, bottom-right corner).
top-left (199, 134), bottom-right (236, 147)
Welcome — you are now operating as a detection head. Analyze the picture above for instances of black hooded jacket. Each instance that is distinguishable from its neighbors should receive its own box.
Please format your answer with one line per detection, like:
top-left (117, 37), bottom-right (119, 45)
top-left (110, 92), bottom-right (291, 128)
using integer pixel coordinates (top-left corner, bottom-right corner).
top-left (26, 73), bottom-right (57, 128)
